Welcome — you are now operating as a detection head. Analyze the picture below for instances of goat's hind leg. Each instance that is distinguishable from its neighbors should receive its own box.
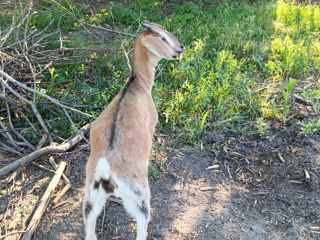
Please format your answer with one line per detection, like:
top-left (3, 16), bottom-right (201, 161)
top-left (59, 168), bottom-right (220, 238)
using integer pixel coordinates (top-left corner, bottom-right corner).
top-left (135, 198), bottom-right (150, 240)
top-left (120, 185), bottom-right (151, 240)
top-left (83, 182), bottom-right (110, 240)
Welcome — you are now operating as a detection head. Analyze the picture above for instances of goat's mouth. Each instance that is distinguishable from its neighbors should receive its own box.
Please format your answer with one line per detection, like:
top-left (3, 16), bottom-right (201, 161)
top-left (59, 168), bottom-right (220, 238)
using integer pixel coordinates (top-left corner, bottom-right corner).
top-left (172, 54), bottom-right (182, 62)
top-left (172, 50), bottom-right (183, 61)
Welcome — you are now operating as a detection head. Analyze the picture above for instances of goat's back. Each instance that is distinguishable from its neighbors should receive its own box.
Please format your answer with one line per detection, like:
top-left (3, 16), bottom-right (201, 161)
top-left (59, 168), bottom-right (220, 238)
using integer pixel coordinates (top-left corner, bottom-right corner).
top-left (86, 79), bottom-right (157, 183)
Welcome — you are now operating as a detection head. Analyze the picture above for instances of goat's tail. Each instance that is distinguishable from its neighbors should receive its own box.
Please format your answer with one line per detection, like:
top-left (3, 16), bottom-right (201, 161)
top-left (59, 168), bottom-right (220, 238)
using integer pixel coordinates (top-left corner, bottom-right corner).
top-left (94, 157), bottom-right (111, 181)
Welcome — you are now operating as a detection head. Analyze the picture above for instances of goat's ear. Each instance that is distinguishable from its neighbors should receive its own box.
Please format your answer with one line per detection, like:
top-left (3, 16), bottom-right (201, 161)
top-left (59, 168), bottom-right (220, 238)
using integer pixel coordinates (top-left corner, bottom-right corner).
top-left (143, 20), bottom-right (152, 29)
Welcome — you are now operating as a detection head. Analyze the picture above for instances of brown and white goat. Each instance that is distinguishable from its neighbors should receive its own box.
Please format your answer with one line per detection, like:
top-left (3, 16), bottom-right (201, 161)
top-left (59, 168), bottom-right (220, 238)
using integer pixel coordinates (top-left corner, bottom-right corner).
top-left (83, 21), bottom-right (184, 240)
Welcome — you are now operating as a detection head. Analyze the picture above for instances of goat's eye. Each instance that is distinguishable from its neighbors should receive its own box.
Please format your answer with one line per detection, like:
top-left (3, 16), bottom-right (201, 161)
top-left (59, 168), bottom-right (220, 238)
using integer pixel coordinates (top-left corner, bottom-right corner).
top-left (161, 37), bottom-right (168, 43)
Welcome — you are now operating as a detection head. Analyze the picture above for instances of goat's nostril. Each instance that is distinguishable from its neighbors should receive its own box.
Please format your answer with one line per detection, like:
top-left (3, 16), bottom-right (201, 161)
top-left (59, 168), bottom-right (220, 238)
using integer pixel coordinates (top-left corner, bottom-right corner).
top-left (180, 45), bottom-right (184, 49)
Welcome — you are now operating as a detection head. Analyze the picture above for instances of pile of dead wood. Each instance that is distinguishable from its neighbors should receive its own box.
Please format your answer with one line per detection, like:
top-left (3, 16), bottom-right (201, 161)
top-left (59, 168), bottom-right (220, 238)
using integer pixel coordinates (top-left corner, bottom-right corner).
top-left (0, 0), bottom-right (95, 157)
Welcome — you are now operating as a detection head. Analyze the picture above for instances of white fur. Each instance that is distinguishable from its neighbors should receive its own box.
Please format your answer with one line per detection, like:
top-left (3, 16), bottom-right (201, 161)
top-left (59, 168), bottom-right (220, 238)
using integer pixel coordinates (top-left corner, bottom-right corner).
top-left (146, 45), bottom-right (161, 58)
top-left (160, 32), bottom-right (174, 47)
top-left (94, 158), bottom-right (111, 181)
top-left (84, 158), bottom-right (113, 240)
top-left (113, 179), bottom-right (150, 240)
top-left (84, 175), bottom-right (150, 240)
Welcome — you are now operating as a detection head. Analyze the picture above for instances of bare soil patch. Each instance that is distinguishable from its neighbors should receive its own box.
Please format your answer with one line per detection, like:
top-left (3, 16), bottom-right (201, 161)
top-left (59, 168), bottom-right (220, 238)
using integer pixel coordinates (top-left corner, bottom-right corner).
top-left (1, 121), bottom-right (320, 240)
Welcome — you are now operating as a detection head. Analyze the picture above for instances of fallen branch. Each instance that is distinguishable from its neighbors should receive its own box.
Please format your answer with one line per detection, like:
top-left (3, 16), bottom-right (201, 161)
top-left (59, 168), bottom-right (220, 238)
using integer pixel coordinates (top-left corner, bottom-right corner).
top-left (0, 123), bottom-right (90, 178)
top-left (52, 183), bottom-right (71, 206)
top-left (21, 160), bottom-right (68, 240)
top-left (49, 156), bottom-right (72, 205)
top-left (0, 231), bottom-right (26, 239)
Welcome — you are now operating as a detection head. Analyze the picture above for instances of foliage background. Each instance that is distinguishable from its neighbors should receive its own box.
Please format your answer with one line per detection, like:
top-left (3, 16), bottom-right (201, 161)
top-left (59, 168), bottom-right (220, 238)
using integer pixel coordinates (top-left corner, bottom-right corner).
top-left (0, 0), bottom-right (319, 153)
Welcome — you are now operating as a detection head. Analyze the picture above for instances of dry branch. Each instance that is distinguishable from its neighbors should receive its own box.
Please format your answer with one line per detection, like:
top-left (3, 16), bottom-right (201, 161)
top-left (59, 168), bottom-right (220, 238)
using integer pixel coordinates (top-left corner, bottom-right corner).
top-left (0, 70), bottom-right (93, 118)
top-left (49, 156), bottom-right (72, 205)
top-left (0, 231), bottom-right (26, 239)
top-left (0, 123), bottom-right (90, 178)
top-left (0, 2), bottom-right (95, 154)
top-left (21, 160), bottom-right (68, 240)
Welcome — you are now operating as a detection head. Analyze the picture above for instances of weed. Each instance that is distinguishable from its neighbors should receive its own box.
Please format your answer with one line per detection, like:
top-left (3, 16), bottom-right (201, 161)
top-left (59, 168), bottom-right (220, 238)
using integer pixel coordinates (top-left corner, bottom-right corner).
top-left (298, 119), bottom-right (320, 136)
top-left (282, 78), bottom-right (297, 124)
top-left (148, 162), bottom-right (162, 179)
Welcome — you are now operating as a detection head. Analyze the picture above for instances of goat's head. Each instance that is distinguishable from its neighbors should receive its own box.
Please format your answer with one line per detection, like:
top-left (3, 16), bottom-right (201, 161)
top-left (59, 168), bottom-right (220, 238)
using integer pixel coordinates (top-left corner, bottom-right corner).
top-left (139, 20), bottom-right (184, 60)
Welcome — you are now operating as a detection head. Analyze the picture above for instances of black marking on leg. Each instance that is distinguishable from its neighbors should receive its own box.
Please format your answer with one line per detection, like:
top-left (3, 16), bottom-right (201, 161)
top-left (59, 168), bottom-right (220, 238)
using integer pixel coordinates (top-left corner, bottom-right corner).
top-left (84, 201), bottom-right (92, 218)
top-left (109, 75), bottom-right (135, 150)
top-left (139, 200), bottom-right (148, 218)
top-left (101, 178), bottom-right (115, 193)
top-left (93, 181), bottom-right (99, 189)
top-left (94, 178), bottom-right (116, 193)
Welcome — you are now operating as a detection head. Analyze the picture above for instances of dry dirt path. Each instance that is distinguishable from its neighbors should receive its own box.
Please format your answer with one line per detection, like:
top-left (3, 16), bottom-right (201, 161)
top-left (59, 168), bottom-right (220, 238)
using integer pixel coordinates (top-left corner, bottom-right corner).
top-left (1, 127), bottom-right (320, 240)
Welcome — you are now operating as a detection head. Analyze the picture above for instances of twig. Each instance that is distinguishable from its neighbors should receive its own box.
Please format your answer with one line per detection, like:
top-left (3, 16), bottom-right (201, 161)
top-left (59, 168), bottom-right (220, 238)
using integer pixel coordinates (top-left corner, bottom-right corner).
top-left (35, 134), bottom-right (48, 150)
top-left (21, 160), bottom-right (68, 240)
top-left (5, 101), bottom-right (35, 150)
top-left (32, 162), bottom-right (55, 173)
top-left (0, 168), bottom-right (22, 190)
top-left (0, 70), bottom-right (94, 118)
top-left (0, 142), bottom-right (22, 156)
top-left (0, 123), bottom-right (90, 178)
top-left (0, 75), bottom-right (53, 141)
top-left (277, 152), bottom-right (285, 163)
top-left (121, 42), bottom-right (132, 74)
top-left (52, 183), bottom-right (71, 205)
top-left (0, 231), bottom-right (26, 239)
top-left (52, 200), bottom-right (68, 209)
top-left (0, 120), bottom-right (19, 147)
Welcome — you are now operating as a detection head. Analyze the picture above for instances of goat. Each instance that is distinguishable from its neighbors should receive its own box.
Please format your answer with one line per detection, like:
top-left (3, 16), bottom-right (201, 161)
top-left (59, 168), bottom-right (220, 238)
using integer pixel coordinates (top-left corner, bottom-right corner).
top-left (83, 21), bottom-right (184, 240)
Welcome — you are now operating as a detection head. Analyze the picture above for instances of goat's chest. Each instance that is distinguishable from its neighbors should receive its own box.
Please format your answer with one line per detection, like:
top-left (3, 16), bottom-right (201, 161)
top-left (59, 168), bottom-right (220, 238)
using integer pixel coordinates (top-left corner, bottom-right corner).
top-left (145, 96), bottom-right (158, 134)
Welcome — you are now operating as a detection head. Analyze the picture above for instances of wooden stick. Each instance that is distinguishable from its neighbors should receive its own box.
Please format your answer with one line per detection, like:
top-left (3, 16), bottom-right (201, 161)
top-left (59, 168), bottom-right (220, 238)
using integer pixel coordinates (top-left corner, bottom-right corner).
top-left (21, 160), bottom-right (67, 240)
top-left (52, 183), bottom-right (71, 205)
top-left (0, 123), bottom-right (90, 178)
top-left (49, 157), bottom-right (72, 205)
top-left (277, 152), bottom-right (285, 163)
top-left (35, 134), bottom-right (48, 150)
top-left (0, 231), bottom-right (26, 239)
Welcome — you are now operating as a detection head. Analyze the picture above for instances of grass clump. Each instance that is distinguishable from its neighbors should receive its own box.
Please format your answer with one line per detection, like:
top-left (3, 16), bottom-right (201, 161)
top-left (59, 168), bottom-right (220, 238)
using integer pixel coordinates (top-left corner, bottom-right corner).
top-left (298, 119), bottom-right (320, 136)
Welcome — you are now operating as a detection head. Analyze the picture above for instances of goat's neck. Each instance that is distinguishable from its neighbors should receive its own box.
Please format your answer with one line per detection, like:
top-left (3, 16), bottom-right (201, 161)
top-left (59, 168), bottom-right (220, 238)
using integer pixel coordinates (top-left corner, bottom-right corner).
top-left (131, 45), bottom-right (159, 93)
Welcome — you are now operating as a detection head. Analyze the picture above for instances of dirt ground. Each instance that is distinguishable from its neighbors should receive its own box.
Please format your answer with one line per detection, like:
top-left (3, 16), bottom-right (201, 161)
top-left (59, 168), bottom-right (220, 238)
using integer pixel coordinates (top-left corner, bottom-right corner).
top-left (1, 118), bottom-right (320, 240)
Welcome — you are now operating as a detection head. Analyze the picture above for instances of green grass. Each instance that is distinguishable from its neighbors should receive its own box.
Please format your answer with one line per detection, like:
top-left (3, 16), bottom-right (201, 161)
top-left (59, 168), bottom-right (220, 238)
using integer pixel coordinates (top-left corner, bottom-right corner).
top-left (298, 119), bottom-right (320, 135)
top-left (1, 0), bottom-right (319, 145)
